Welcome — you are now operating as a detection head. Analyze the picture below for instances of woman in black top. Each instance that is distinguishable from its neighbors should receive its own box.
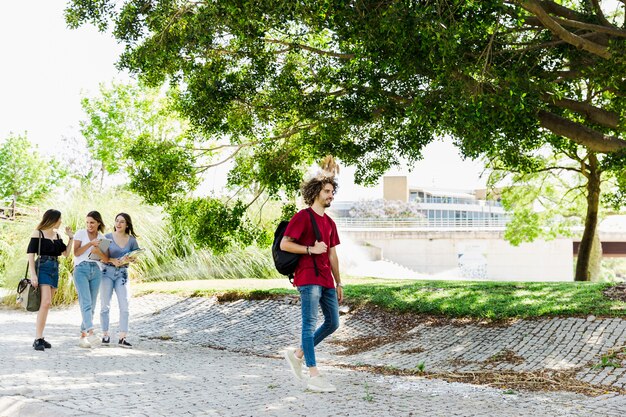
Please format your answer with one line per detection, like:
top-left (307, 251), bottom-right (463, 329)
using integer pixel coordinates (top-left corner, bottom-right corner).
top-left (27, 209), bottom-right (74, 351)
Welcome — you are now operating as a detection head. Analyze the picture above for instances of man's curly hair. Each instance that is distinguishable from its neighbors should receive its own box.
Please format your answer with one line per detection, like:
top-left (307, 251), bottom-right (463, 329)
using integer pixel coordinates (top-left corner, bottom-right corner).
top-left (301, 175), bottom-right (339, 207)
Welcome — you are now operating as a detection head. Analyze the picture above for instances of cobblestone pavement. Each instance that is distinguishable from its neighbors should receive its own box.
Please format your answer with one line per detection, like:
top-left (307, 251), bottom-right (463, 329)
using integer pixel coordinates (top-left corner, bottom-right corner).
top-left (1, 294), bottom-right (626, 416)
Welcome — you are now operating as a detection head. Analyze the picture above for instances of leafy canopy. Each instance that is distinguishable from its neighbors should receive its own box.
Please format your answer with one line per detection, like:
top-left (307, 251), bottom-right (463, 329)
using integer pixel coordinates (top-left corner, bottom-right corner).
top-left (63, 1), bottom-right (626, 278)
top-left (65, 1), bottom-right (626, 203)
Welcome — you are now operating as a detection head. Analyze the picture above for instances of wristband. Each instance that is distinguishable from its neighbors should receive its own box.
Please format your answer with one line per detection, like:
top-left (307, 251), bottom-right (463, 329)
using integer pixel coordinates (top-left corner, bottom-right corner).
top-left (306, 246), bottom-right (311, 255)
top-left (336, 283), bottom-right (343, 287)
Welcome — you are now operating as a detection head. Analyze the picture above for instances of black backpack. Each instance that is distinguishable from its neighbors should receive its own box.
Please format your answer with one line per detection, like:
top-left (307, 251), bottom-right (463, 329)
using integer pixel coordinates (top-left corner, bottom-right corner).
top-left (272, 208), bottom-right (321, 283)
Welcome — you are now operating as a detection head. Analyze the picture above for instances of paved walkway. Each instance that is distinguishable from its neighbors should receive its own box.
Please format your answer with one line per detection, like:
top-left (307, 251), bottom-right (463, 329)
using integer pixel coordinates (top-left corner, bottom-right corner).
top-left (1, 294), bottom-right (626, 416)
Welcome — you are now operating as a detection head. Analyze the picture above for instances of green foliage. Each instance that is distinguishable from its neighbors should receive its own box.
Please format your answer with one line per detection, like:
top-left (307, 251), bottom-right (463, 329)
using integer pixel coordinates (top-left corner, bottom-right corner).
top-left (601, 150), bottom-right (626, 211)
top-left (126, 134), bottom-right (198, 205)
top-left (167, 197), bottom-right (269, 254)
top-left (280, 203), bottom-right (297, 222)
top-left (493, 161), bottom-right (584, 246)
top-left (0, 133), bottom-right (66, 205)
top-left (65, 1), bottom-right (626, 280)
top-left (80, 81), bottom-right (198, 203)
top-left (488, 145), bottom-right (625, 281)
top-left (0, 222), bottom-right (13, 283)
top-left (592, 353), bottom-right (622, 369)
top-left (65, 1), bottom-right (626, 192)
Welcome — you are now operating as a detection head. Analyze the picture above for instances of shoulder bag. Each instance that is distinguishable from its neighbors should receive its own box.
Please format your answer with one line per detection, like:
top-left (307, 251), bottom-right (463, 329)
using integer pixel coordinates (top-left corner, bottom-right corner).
top-left (16, 231), bottom-right (42, 312)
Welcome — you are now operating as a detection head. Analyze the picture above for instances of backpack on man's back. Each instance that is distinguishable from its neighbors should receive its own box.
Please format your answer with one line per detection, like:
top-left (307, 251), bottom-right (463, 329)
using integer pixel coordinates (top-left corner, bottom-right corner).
top-left (272, 220), bottom-right (301, 282)
top-left (272, 208), bottom-right (321, 283)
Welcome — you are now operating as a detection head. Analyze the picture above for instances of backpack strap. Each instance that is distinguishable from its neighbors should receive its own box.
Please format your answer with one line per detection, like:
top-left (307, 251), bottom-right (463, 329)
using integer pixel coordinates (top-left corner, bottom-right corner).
top-left (307, 208), bottom-right (322, 277)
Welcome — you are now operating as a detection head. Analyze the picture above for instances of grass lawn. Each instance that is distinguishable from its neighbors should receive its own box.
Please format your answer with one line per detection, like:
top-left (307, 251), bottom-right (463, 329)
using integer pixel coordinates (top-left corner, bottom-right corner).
top-left (134, 277), bottom-right (626, 320)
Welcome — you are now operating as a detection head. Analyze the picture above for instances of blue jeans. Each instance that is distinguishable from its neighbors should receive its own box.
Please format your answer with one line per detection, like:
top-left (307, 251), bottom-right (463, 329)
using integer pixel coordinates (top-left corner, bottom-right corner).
top-left (298, 285), bottom-right (340, 368)
top-left (100, 266), bottom-right (130, 334)
top-left (73, 261), bottom-right (102, 333)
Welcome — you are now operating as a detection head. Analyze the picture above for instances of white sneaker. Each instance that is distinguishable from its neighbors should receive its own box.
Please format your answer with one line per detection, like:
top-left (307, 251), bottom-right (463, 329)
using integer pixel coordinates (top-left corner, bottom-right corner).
top-left (87, 334), bottom-right (101, 347)
top-left (78, 337), bottom-right (91, 348)
top-left (306, 375), bottom-right (336, 392)
top-left (284, 348), bottom-right (303, 380)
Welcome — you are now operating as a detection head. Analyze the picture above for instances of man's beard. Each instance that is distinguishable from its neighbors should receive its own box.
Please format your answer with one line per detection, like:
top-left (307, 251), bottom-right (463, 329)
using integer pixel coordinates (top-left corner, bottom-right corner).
top-left (324, 200), bottom-right (332, 208)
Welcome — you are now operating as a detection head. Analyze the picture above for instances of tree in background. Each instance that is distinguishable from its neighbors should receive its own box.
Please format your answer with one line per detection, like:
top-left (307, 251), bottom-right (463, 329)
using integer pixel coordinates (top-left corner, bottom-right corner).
top-left (80, 81), bottom-right (269, 252)
top-left (66, 1), bottom-right (626, 280)
top-left (79, 81), bottom-right (198, 195)
top-left (488, 144), bottom-right (626, 280)
top-left (0, 133), bottom-right (65, 218)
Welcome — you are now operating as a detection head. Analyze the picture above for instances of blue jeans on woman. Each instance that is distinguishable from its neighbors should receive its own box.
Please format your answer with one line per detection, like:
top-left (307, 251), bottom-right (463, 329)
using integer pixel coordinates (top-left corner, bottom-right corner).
top-left (100, 266), bottom-right (130, 334)
top-left (73, 261), bottom-right (102, 333)
top-left (298, 285), bottom-right (340, 368)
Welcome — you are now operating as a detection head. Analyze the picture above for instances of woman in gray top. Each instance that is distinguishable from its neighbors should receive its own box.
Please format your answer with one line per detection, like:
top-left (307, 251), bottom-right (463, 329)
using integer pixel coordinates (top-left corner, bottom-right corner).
top-left (100, 213), bottom-right (140, 348)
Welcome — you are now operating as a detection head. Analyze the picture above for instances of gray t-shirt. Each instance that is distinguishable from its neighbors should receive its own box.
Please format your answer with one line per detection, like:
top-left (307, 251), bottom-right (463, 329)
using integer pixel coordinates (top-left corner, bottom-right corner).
top-left (105, 233), bottom-right (139, 260)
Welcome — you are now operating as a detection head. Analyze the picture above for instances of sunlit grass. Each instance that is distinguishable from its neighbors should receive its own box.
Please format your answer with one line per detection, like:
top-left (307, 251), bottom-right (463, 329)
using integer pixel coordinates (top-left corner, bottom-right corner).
top-left (341, 280), bottom-right (625, 318)
top-left (133, 278), bottom-right (626, 319)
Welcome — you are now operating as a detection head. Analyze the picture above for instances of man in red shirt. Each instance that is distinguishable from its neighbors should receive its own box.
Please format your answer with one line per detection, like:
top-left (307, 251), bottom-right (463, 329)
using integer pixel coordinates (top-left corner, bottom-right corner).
top-left (281, 175), bottom-right (343, 392)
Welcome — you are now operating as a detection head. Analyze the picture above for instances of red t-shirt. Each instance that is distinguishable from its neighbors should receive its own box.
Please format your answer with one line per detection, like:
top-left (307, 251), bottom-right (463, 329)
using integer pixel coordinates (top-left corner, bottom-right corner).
top-left (284, 208), bottom-right (340, 288)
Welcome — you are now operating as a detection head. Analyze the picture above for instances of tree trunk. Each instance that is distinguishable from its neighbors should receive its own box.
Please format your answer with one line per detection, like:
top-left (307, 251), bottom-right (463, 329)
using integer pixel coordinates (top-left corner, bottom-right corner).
top-left (589, 228), bottom-right (602, 281)
top-left (574, 153), bottom-right (601, 281)
top-left (10, 195), bottom-right (16, 220)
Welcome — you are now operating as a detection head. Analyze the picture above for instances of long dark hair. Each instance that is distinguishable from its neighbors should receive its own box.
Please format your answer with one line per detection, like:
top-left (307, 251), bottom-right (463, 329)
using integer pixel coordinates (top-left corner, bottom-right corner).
top-left (115, 212), bottom-right (137, 237)
top-left (36, 209), bottom-right (61, 230)
top-left (86, 210), bottom-right (106, 233)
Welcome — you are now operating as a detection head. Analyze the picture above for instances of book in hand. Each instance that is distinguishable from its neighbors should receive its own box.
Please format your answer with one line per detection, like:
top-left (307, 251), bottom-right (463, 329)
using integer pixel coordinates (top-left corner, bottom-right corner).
top-left (120, 248), bottom-right (144, 262)
top-left (87, 238), bottom-right (112, 261)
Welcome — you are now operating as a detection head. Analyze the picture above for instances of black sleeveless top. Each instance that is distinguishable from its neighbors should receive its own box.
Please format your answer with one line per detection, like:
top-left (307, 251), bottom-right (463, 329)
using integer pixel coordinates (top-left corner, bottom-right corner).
top-left (26, 231), bottom-right (67, 257)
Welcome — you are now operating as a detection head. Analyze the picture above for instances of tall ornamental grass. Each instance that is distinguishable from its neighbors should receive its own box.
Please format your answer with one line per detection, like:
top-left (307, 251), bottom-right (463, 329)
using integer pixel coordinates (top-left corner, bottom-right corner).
top-left (1, 187), bottom-right (277, 305)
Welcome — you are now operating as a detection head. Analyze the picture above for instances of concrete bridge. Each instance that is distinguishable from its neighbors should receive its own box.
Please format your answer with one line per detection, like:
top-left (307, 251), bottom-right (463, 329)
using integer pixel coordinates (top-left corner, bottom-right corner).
top-left (337, 223), bottom-right (626, 282)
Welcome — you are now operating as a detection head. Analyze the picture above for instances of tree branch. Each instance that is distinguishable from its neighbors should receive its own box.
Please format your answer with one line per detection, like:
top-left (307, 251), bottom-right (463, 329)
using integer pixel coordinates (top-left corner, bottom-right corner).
top-left (264, 38), bottom-right (355, 59)
top-left (589, 0), bottom-right (612, 27)
top-left (517, 0), bottom-right (611, 58)
top-left (549, 16), bottom-right (625, 38)
top-left (195, 144), bottom-right (245, 172)
top-left (499, 32), bottom-right (607, 55)
top-left (194, 121), bottom-right (321, 172)
top-left (538, 110), bottom-right (626, 152)
top-left (537, 0), bottom-right (585, 21)
top-left (541, 94), bottom-right (620, 129)
top-left (243, 186), bottom-right (266, 211)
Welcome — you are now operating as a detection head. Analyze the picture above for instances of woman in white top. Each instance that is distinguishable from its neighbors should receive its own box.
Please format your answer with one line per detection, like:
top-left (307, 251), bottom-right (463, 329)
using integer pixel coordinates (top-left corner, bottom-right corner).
top-left (73, 210), bottom-right (108, 348)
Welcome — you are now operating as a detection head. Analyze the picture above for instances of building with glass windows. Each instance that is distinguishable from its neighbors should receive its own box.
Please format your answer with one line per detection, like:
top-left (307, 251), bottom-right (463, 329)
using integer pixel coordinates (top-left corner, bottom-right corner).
top-left (382, 176), bottom-right (508, 227)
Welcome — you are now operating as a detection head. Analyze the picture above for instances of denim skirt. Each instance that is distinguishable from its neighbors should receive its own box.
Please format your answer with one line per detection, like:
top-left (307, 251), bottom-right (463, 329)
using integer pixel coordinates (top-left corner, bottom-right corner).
top-left (37, 257), bottom-right (59, 288)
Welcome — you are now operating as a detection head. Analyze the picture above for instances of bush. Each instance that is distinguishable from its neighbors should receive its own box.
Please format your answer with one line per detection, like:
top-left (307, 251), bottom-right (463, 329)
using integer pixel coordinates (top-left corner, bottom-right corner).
top-left (348, 199), bottom-right (424, 219)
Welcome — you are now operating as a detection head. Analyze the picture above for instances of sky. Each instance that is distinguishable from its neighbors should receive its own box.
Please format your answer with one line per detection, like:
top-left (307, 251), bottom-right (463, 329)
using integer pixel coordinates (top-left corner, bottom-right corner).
top-left (0, 1), bottom-right (488, 202)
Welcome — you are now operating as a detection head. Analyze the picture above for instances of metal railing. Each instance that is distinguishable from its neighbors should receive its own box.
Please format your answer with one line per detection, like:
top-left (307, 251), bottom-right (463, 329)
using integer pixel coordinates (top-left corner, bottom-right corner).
top-left (418, 197), bottom-right (503, 207)
top-left (0, 201), bottom-right (39, 220)
top-left (334, 217), bottom-right (510, 229)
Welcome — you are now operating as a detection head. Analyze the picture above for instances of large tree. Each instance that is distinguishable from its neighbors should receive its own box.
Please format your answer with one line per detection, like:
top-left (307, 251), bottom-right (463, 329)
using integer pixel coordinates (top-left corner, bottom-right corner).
top-left (0, 133), bottom-right (65, 217)
top-left (488, 143), bottom-right (626, 280)
top-left (66, 0), bottom-right (626, 280)
top-left (80, 81), bottom-right (198, 197)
